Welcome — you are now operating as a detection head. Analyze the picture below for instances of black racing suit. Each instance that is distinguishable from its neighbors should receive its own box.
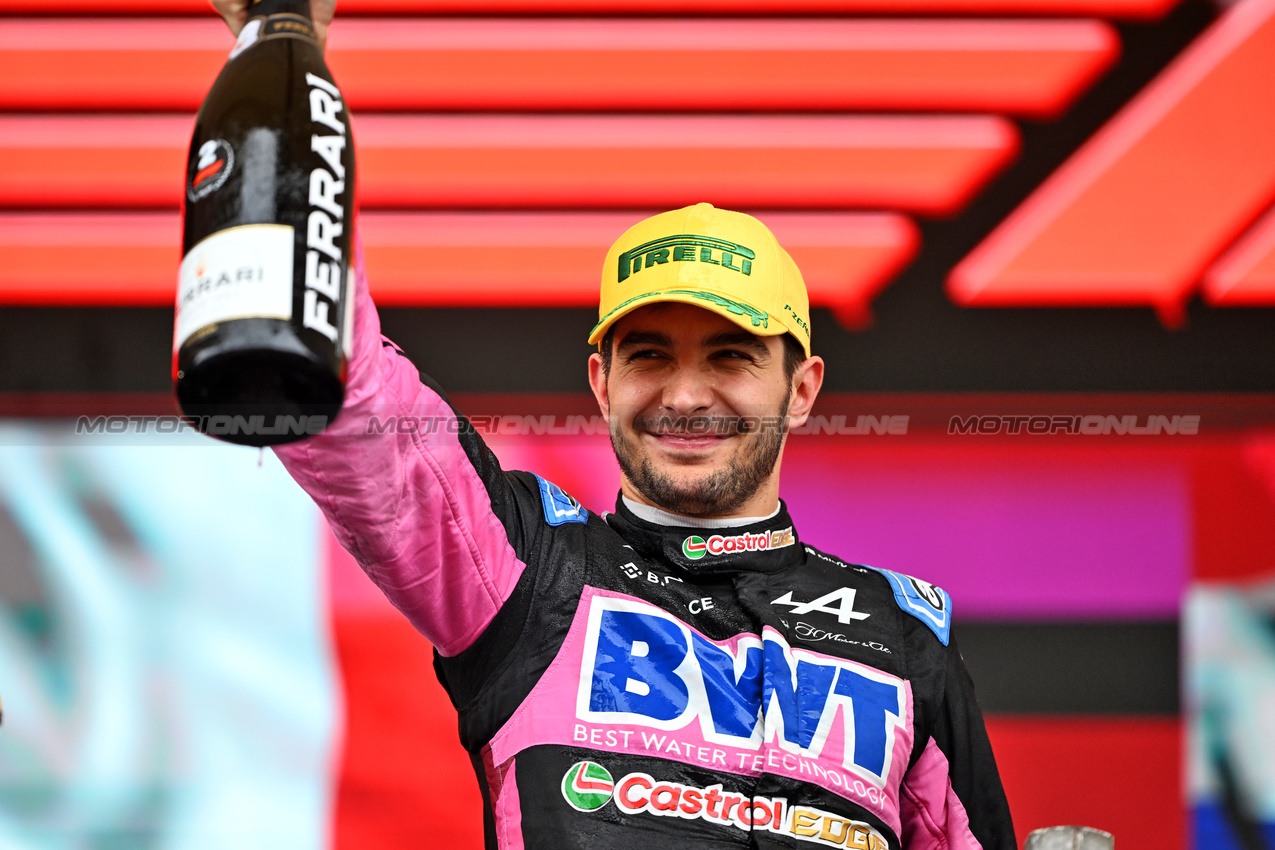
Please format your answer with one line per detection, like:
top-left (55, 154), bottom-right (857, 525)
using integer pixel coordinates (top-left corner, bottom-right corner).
top-left (274, 241), bottom-right (1016, 850)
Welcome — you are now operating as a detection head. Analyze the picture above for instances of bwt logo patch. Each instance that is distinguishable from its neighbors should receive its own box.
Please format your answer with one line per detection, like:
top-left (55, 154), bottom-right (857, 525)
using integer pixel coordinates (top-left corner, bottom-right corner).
top-left (618, 235), bottom-right (756, 283)
top-left (576, 596), bottom-right (907, 785)
top-left (682, 527), bottom-right (795, 560)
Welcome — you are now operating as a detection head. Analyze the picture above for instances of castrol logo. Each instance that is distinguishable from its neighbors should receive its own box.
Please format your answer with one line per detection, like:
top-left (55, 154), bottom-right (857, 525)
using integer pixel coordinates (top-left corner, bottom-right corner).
top-left (560, 761), bottom-right (614, 812)
top-left (558, 760), bottom-right (891, 849)
top-left (682, 527), bottom-right (795, 560)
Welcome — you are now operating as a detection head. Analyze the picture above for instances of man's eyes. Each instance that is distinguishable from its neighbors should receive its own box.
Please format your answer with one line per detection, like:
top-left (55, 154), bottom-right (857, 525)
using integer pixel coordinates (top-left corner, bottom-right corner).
top-left (713, 349), bottom-right (755, 361)
top-left (623, 348), bottom-right (756, 362)
top-left (626, 348), bottom-right (665, 360)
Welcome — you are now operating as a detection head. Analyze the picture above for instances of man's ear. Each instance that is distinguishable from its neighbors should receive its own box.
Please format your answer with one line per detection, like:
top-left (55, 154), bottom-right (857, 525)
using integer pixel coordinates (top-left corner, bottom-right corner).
top-left (785, 355), bottom-right (825, 429)
top-left (588, 352), bottom-right (610, 419)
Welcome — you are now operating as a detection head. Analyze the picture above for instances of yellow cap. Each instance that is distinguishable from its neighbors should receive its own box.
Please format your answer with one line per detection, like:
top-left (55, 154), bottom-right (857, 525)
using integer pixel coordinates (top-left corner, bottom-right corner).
top-left (588, 203), bottom-right (812, 358)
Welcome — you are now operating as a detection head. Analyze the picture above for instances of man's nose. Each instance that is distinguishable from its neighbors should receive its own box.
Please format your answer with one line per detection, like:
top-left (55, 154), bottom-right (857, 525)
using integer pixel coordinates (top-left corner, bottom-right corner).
top-left (661, 362), bottom-right (715, 413)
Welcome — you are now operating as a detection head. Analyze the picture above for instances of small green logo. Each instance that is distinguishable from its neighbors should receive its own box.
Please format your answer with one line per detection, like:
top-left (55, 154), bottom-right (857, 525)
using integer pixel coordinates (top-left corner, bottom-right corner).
top-left (683, 536), bottom-right (707, 560)
top-left (561, 761), bottom-right (615, 812)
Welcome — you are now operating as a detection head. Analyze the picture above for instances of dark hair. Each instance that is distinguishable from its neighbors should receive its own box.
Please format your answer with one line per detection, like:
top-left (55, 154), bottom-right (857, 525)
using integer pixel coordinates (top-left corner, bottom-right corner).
top-left (600, 327), bottom-right (807, 381)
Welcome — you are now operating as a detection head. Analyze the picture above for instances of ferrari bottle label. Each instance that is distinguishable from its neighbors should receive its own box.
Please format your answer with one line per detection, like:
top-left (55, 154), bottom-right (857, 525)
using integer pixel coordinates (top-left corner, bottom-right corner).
top-left (175, 224), bottom-right (295, 350)
top-left (300, 71), bottom-right (348, 345)
top-left (175, 0), bottom-right (352, 444)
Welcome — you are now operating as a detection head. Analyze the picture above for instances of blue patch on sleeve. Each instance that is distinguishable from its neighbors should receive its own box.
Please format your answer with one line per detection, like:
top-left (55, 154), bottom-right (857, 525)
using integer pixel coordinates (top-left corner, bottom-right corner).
top-left (860, 565), bottom-right (951, 645)
top-left (536, 475), bottom-right (588, 526)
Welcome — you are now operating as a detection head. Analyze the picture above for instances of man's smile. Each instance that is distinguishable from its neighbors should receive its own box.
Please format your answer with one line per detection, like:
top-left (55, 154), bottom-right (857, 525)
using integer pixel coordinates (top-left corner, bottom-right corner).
top-left (645, 430), bottom-right (732, 453)
top-left (633, 413), bottom-right (752, 455)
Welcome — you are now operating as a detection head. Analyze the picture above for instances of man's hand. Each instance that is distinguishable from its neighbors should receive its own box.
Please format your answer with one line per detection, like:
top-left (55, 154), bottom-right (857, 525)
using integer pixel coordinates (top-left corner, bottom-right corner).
top-left (210, 0), bottom-right (335, 51)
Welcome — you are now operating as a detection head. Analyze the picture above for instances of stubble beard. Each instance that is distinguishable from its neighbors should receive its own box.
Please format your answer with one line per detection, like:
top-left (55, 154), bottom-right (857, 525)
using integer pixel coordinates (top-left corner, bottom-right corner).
top-left (610, 391), bottom-right (791, 518)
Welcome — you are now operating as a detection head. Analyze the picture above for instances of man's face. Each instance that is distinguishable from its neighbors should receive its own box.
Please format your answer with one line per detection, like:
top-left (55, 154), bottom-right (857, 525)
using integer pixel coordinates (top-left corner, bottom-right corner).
top-left (588, 303), bottom-right (822, 518)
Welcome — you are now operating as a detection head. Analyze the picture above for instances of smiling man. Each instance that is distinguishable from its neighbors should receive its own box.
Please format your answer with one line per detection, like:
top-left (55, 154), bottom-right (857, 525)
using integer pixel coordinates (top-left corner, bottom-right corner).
top-left (587, 207), bottom-right (822, 529)
top-left (203, 1), bottom-right (1015, 844)
top-left (268, 201), bottom-right (1015, 850)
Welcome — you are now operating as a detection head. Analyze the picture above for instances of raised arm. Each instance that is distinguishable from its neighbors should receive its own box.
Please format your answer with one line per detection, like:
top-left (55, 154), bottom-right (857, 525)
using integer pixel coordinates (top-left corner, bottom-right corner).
top-left (272, 236), bottom-right (531, 656)
top-left (200, 0), bottom-right (536, 657)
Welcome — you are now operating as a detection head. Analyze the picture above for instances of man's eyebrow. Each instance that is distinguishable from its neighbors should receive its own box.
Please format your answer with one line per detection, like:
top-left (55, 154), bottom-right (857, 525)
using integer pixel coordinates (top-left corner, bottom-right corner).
top-left (704, 330), bottom-right (769, 354)
top-left (615, 330), bottom-right (673, 351)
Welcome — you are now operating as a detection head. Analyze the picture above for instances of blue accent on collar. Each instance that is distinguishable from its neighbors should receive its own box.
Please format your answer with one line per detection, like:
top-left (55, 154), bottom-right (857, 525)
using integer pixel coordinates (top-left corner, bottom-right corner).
top-left (536, 475), bottom-right (588, 526)
top-left (860, 565), bottom-right (951, 645)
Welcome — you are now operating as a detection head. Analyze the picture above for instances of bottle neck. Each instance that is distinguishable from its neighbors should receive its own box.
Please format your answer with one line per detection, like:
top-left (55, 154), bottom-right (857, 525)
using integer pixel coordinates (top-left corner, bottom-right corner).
top-left (248, 0), bottom-right (311, 19)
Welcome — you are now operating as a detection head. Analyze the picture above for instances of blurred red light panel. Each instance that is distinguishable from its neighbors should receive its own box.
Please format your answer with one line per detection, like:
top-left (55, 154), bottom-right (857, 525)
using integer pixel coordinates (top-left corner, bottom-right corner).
top-left (1202, 202), bottom-right (1275, 304)
top-left (0, 114), bottom-right (1016, 214)
top-left (0, 0), bottom-right (1181, 16)
top-left (948, 0), bottom-right (1275, 326)
top-left (0, 19), bottom-right (1116, 119)
top-left (0, 212), bottom-right (917, 326)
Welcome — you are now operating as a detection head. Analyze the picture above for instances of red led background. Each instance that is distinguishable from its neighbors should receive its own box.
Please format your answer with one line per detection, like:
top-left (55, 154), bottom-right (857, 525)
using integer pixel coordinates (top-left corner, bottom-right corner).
top-left (3, 0), bottom-right (1273, 846)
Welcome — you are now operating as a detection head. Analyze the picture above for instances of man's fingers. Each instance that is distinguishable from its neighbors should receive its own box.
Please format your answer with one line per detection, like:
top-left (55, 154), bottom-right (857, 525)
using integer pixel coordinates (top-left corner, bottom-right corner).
top-left (209, 0), bottom-right (334, 51)
top-left (310, 0), bottom-right (336, 50)
top-left (210, 0), bottom-right (250, 36)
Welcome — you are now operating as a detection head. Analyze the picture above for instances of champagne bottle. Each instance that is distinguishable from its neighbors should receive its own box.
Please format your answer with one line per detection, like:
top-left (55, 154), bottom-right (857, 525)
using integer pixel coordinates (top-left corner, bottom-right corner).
top-left (174, 0), bottom-right (354, 447)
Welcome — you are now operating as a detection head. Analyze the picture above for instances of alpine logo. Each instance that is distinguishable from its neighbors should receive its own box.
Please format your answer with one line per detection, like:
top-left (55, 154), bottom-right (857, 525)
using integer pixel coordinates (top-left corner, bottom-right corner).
top-left (187, 139), bottom-right (233, 203)
top-left (682, 527), bottom-right (795, 560)
top-left (561, 761), bottom-right (614, 812)
top-left (771, 588), bottom-right (870, 624)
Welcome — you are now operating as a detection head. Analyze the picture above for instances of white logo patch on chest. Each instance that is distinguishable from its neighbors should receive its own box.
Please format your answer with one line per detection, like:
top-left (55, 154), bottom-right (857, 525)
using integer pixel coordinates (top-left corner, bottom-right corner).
top-left (771, 588), bottom-right (870, 624)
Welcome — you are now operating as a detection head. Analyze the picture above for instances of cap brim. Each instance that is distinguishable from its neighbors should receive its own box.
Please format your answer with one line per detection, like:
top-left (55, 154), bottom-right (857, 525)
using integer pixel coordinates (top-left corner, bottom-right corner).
top-left (587, 287), bottom-right (788, 348)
